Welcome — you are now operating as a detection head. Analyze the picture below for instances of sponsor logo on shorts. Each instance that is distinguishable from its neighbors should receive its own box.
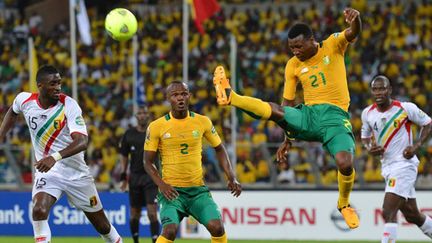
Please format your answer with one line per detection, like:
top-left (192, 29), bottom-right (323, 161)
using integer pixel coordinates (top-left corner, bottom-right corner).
top-left (388, 178), bottom-right (396, 187)
top-left (89, 196), bottom-right (98, 207)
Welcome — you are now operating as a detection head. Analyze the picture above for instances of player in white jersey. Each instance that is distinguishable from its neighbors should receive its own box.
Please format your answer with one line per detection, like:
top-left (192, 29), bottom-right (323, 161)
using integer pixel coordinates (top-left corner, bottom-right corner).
top-left (0, 65), bottom-right (122, 243)
top-left (361, 75), bottom-right (432, 242)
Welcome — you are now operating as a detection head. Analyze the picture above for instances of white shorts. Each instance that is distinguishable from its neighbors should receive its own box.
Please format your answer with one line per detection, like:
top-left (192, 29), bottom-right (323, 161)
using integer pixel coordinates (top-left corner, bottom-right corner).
top-left (382, 163), bottom-right (417, 199)
top-left (32, 172), bottom-right (103, 212)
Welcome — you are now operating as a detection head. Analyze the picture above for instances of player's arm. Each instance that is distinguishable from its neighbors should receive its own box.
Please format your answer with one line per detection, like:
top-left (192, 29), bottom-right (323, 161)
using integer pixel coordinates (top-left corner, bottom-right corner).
top-left (361, 137), bottom-right (384, 156)
top-left (277, 62), bottom-right (297, 162)
top-left (0, 107), bottom-right (19, 142)
top-left (343, 8), bottom-right (362, 42)
top-left (403, 121), bottom-right (432, 159)
top-left (214, 143), bottom-right (242, 197)
top-left (35, 132), bottom-right (88, 172)
top-left (360, 109), bottom-right (384, 156)
top-left (144, 150), bottom-right (179, 200)
top-left (403, 103), bottom-right (432, 159)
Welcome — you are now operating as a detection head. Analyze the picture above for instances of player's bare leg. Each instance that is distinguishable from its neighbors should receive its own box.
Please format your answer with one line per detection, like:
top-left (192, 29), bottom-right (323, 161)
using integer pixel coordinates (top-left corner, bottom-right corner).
top-left (32, 192), bottom-right (56, 243)
top-left (146, 203), bottom-right (160, 243)
top-left (400, 198), bottom-right (432, 238)
top-left (85, 210), bottom-right (122, 243)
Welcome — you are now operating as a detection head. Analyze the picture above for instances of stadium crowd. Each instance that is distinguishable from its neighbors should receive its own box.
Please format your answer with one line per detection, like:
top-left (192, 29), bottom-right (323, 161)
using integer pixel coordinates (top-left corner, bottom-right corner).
top-left (0, 0), bottom-right (432, 188)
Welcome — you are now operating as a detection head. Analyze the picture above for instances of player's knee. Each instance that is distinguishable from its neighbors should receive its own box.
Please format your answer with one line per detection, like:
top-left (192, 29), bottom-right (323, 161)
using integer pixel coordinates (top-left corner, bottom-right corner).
top-left (207, 220), bottom-right (225, 237)
top-left (32, 205), bottom-right (49, 220)
top-left (269, 103), bottom-right (284, 121)
top-left (335, 152), bottom-right (353, 174)
top-left (162, 224), bottom-right (177, 240)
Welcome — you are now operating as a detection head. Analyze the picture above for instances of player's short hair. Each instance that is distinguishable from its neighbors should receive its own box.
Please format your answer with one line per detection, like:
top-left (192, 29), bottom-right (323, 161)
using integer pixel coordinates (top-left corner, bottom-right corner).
top-left (287, 22), bottom-right (313, 39)
top-left (36, 65), bottom-right (59, 83)
top-left (371, 75), bottom-right (391, 87)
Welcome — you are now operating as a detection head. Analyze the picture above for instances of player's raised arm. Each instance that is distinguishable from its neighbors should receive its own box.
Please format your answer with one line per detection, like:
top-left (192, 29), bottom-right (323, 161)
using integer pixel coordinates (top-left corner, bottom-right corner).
top-left (214, 143), bottom-right (242, 197)
top-left (343, 8), bottom-right (362, 42)
top-left (0, 107), bottom-right (19, 142)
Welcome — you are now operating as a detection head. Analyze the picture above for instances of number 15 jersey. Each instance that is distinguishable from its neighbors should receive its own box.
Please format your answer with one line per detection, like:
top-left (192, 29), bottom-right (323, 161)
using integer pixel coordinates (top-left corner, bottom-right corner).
top-left (12, 92), bottom-right (90, 179)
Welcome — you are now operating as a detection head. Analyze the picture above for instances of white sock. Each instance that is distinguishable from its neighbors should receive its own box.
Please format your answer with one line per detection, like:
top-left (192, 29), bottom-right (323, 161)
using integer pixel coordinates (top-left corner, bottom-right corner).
top-left (100, 224), bottom-right (122, 243)
top-left (382, 223), bottom-right (397, 243)
top-left (32, 220), bottom-right (51, 243)
top-left (420, 215), bottom-right (432, 238)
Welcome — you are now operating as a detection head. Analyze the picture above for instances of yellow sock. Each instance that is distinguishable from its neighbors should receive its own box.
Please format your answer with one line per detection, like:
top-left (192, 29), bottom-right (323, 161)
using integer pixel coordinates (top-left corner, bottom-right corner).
top-left (211, 232), bottom-right (227, 243)
top-left (337, 169), bottom-right (355, 209)
top-left (156, 235), bottom-right (173, 243)
top-left (231, 91), bottom-right (272, 119)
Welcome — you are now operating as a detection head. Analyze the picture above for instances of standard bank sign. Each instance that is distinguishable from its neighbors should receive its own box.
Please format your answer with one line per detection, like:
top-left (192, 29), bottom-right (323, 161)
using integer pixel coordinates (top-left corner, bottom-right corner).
top-left (0, 192), bottom-right (153, 236)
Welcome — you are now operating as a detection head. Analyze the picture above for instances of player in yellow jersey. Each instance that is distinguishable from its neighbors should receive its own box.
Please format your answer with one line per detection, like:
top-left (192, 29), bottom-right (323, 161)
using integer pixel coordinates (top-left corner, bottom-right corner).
top-left (144, 81), bottom-right (242, 243)
top-left (213, 8), bottom-right (361, 229)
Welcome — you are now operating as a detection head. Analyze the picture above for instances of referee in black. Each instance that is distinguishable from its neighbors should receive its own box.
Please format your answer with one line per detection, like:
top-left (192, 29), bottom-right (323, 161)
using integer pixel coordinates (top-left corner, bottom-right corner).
top-left (119, 106), bottom-right (159, 243)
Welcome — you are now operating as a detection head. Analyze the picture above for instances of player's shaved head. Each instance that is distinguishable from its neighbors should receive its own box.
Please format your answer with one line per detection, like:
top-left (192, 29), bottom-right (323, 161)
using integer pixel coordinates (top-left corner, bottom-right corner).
top-left (166, 81), bottom-right (189, 94)
top-left (371, 75), bottom-right (391, 88)
top-left (288, 22), bottom-right (313, 39)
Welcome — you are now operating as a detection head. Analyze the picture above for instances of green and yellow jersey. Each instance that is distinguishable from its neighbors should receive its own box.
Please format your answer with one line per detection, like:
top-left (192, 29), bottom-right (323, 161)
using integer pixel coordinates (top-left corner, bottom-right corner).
top-left (144, 111), bottom-right (221, 187)
top-left (284, 30), bottom-right (351, 111)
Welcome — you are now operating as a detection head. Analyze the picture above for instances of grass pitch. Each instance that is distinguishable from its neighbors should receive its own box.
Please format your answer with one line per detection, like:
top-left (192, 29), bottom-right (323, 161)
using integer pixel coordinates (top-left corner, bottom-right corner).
top-left (0, 237), bottom-right (429, 243)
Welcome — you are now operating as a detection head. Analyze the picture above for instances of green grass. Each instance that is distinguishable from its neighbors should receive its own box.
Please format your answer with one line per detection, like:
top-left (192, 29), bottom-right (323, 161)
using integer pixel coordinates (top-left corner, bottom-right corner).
top-left (0, 237), bottom-right (428, 243)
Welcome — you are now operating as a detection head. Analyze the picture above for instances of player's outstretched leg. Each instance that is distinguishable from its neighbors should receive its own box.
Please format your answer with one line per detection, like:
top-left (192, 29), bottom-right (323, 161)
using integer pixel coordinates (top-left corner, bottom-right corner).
top-left (213, 65), bottom-right (272, 120)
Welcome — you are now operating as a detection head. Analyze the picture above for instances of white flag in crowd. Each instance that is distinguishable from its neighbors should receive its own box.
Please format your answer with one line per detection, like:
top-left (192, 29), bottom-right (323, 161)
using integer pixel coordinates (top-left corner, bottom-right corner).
top-left (74, 0), bottom-right (92, 45)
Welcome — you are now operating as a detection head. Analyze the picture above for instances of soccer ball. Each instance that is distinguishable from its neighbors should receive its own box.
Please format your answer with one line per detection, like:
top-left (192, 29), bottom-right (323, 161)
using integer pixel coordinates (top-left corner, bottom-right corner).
top-left (105, 8), bottom-right (137, 41)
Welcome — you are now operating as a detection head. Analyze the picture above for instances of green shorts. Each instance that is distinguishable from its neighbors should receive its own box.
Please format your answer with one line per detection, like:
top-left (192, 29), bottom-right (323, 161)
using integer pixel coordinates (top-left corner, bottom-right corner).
top-left (158, 186), bottom-right (221, 227)
top-left (277, 103), bottom-right (355, 156)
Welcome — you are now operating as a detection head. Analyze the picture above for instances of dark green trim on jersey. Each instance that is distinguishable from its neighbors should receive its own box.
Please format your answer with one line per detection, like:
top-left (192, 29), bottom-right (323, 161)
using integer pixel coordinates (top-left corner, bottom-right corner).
top-left (165, 113), bottom-right (171, 121)
top-left (189, 111), bottom-right (195, 117)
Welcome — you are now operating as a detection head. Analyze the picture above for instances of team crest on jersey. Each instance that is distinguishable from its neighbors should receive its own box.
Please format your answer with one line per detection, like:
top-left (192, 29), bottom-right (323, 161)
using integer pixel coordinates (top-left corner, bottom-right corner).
top-left (323, 56), bottom-right (330, 65)
top-left (75, 116), bottom-right (85, 126)
top-left (163, 133), bottom-right (171, 139)
top-left (388, 178), bottom-right (396, 188)
top-left (89, 195), bottom-right (98, 207)
top-left (53, 119), bottom-right (62, 130)
top-left (192, 130), bottom-right (200, 138)
top-left (381, 117), bottom-right (387, 125)
top-left (300, 67), bottom-right (309, 74)
top-left (211, 126), bottom-right (216, 134)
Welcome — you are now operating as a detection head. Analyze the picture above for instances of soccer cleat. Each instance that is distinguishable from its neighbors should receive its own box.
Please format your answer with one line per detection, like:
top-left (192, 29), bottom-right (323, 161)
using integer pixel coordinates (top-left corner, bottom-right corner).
top-left (339, 205), bottom-right (360, 229)
top-left (213, 65), bottom-right (232, 105)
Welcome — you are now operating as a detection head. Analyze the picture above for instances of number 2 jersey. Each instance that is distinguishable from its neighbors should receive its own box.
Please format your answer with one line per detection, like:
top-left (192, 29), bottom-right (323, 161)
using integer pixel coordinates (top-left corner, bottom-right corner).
top-left (12, 92), bottom-right (90, 179)
top-left (361, 100), bottom-right (432, 167)
top-left (144, 111), bottom-right (221, 187)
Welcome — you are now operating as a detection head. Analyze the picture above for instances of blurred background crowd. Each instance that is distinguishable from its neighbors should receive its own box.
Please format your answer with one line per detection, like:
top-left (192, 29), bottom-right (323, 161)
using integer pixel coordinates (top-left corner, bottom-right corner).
top-left (0, 0), bottom-right (432, 189)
